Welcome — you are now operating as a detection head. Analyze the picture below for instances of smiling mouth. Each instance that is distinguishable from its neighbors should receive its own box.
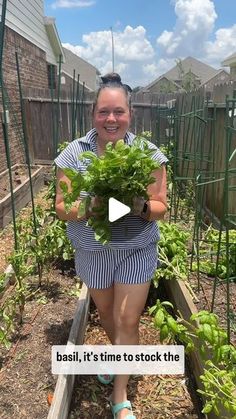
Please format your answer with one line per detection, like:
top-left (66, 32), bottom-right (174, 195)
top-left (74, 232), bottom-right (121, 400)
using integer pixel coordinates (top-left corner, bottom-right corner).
top-left (105, 127), bottom-right (118, 132)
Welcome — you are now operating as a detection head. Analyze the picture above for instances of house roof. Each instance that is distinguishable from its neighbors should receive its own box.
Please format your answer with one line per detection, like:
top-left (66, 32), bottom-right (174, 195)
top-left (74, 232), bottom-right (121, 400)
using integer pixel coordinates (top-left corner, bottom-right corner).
top-left (221, 52), bottom-right (236, 67)
top-left (164, 57), bottom-right (217, 83)
top-left (44, 17), bottom-right (65, 63)
top-left (144, 56), bottom-right (219, 90)
top-left (141, 76), bottom-right (184, 93)
top-left (61, 46), bottom-right (100, 91)
top-left (200, 69), bottom-right (229, 86)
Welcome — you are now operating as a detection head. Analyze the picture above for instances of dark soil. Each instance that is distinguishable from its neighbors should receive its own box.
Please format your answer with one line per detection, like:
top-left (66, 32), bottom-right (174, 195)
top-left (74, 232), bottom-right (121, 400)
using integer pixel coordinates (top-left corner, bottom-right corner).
top-left (0, 165), bottom-right (38, 201)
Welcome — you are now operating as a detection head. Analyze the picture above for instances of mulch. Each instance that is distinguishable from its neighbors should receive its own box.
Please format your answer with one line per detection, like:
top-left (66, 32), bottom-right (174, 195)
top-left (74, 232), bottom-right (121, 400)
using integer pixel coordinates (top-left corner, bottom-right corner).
top-left (0, 184), bottom-right (230, 418)
top-left (0, 264), bottom-right (200, 419)
top-left (69, 303), bottom-right (200, 419)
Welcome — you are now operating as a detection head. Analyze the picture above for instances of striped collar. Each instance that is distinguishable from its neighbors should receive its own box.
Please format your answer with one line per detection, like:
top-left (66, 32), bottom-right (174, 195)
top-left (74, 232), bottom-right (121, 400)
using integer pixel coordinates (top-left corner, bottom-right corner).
top-left (79, 128), bottom-right (135, 147)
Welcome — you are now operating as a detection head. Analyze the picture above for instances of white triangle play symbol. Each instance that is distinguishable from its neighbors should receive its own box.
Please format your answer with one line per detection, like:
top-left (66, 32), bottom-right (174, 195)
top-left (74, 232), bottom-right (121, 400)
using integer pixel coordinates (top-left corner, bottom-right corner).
top-left (108, 197), bottom-right (130, 222)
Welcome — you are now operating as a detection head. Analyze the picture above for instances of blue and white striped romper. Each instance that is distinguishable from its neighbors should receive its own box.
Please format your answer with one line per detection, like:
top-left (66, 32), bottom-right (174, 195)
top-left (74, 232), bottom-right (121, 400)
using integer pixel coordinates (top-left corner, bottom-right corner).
top-left (55, 128), bottom-right (168, 289)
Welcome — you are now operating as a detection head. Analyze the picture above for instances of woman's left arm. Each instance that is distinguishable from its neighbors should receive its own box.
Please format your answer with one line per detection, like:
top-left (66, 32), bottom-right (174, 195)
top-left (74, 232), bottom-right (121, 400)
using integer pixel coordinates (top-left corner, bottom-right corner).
top-left (142, 164), bottom-right (168, 221)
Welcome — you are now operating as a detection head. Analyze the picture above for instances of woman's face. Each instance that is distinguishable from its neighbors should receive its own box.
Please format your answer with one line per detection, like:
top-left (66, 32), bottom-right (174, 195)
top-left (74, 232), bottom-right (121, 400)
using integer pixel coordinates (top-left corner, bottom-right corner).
top-left (93, 88), bottom-right (131, 144)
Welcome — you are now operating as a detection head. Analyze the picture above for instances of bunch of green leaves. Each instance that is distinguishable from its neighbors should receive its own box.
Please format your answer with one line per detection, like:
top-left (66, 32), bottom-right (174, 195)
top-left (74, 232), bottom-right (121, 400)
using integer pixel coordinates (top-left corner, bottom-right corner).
top-left (29, 217), bottom-right (74, 284)
top-left (0, 273), bottom-right (6, 295)
top-left (149, 300), bottom-right (236, 417)
top-left (60, 138), bottom-right (160, 244)
top-left (192, 227), bottom-right (236, 280)
top-left (152, 221), bottom-right (190, 286)
top-left (0, 295), bottom-right (17, 348)
top-left (198, 361), bottom-right (236, 416)
top-left (0, 197), bottom-right (74, 347)
top-left (149, 299), bottom-right (194, 351)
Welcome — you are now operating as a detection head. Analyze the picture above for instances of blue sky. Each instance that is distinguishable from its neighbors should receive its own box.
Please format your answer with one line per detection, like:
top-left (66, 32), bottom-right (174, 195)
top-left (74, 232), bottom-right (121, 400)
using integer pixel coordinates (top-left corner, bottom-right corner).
top-left (44, 0), bottom-right (236, 87)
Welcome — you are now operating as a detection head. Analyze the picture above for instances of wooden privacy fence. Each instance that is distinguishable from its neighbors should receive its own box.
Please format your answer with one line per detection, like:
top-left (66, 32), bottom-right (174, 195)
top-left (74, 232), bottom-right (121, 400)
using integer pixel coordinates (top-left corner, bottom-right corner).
top-left (22, 88), bottom-right (176, 162)
top-left (22, 83), bottom-right (236, 222)
top-left (174, 83), bottom-right (236, 222)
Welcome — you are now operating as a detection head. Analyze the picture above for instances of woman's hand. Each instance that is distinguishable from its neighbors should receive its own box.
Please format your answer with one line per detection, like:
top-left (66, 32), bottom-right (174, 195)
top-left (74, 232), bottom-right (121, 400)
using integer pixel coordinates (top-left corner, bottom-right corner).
top-left (86, 196), bottom-right (104, 219)
top-left (131, 197), bottom-right (146, 216)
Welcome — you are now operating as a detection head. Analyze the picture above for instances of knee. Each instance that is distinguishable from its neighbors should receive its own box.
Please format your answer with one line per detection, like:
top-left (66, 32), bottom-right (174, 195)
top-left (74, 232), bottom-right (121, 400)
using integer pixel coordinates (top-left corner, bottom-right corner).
top-left (114, 312), bottom-right (140, 333)
top-left (97, 302), bottom-right (113, 320)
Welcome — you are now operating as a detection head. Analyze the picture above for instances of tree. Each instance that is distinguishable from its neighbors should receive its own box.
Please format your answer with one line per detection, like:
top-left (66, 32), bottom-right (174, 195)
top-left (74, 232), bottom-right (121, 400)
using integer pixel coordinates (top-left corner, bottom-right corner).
top-left (175, 58), bottom-right (197, 92)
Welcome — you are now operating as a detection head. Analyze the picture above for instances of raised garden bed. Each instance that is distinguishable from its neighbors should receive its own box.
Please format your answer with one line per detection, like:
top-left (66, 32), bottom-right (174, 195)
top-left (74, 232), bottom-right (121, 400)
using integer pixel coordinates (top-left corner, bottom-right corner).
top-left (0, 164), bottom-right (44, 229)
top-left (49, 276), bottom-right (229, 419)
top-left (0, 266), bottom-right (199, 419)
top-left (0, 187), bottom-right (235, 418)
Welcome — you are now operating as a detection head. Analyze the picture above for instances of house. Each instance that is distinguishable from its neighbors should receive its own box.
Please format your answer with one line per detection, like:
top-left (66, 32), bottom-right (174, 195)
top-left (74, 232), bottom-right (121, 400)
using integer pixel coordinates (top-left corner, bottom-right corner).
top-left (0, 0), bottom-right (65, 171)
top-left (142, 76), bottom-right (184, 94)
top-left (221, 52), bottom-right (236, 80)
top-left (61, 46), bottom-right (100, 92)
top-left (143, 57), bottom-right (230, 94)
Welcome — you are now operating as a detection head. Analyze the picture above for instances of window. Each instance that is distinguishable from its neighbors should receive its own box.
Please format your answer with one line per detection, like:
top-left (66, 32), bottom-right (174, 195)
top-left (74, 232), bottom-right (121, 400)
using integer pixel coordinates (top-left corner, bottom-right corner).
top-left (47, 64), bottom-right (56, 89)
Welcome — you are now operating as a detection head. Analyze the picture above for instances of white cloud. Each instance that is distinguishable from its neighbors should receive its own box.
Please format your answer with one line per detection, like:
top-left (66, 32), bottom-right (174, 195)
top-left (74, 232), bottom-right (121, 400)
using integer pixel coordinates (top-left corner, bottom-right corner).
top-left (61, 1), bottom-right (236, 87)
top-left (157, 0), bottom-right (217, 57)
top-left (51, 0), bottom-right (95, 9)
top-left (63, 25), bottom-right (155, 87)
top-left (155, 0), bottom-right (236, 70)
top-left (205, 25), bottom-right (236, 66)
top-left (143, 58), bottom-right (176, 80)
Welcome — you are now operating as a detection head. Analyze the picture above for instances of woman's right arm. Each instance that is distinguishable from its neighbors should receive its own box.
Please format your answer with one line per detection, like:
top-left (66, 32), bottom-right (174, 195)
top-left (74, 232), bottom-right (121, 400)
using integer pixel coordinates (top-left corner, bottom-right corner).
top-left (55, 168), bottom-right (87, 221)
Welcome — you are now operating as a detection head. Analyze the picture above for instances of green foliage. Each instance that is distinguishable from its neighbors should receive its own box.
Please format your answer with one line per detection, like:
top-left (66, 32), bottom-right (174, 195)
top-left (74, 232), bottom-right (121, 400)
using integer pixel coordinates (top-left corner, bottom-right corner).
top-left (149, 302), bottom-right (236, 417)
top-left (138, 131), bottom-right (152, 140)
top-left (0, 273), bottom-right (6, 295)
top-left (192, 227), bottom-right (236, 280)
top-left (61, 138), bottom-right (160, 244)
top-left (0, 295), bottom-right (17, 349)
top-left (159, 79), bottom-right (177, 94)
top-left (175, 58), bottom-right (198, 92)
top-left (149, 299), bottom-right (194, 352)
top-left (152, 221), bottom-right (189, 285)
top-left (0, 198), bottom-right (74, 347)
top-left (199, 361), bottom-right (236, 416)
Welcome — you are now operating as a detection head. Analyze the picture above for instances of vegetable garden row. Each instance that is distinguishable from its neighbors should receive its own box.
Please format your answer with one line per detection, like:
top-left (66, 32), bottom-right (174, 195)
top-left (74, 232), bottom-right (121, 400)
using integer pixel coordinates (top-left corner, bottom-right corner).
top-left (0, 120), bottom-right (236, 417)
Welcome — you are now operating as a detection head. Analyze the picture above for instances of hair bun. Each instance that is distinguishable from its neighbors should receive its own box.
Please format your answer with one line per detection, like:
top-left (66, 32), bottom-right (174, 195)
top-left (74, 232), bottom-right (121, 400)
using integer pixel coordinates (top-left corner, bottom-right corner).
top-left (101, 72), bottom-right (122, 84)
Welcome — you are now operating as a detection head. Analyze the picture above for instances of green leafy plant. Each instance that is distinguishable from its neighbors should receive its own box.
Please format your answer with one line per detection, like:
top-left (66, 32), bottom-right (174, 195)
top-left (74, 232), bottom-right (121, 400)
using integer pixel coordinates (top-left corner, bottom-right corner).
top-left (0, 273), bottom-right (7, 295)
top-left (152, 221), bottom-right (190, 286)
top-left (198, 361), bottom-right (236, 416)
top-left (192, 227), bottom-right (236, 280)
top-left (0, 295), bottom-right (17, 349)
top-left (149, 299), bottom-right (194, 352)
top-left (149, 300), bottom-right (236, 417)
top-left (60, 138), bottom-right (160, 244)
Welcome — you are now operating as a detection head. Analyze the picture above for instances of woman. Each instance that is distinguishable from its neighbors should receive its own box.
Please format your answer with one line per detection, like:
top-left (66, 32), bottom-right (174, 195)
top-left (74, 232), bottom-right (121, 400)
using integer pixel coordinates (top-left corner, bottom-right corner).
top-left (55, 73), bottom-right (168, 419)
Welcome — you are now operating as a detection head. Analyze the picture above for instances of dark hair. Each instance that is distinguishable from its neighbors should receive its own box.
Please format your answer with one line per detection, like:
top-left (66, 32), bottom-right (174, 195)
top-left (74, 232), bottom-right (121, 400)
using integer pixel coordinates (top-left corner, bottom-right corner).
top-left (93, 72), bottom-right (132, 110)
top-left (100, 73), bottom-right (132, 93)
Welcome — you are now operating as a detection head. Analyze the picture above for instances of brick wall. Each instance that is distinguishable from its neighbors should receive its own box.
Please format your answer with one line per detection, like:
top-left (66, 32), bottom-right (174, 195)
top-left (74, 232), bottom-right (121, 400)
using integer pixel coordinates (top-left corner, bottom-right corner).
top-left (0, 26), bottom-right (49, 172)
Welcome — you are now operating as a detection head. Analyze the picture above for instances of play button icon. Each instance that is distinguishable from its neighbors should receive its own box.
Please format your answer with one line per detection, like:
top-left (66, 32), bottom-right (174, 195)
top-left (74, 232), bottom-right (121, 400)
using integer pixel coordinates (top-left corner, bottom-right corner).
top-left (108, 198), bottom-right (130, 222)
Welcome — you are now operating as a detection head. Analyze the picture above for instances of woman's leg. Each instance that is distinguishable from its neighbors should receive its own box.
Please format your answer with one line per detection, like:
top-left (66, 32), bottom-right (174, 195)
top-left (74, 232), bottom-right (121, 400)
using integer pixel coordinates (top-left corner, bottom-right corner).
top-left (111, 281), bottom-right (151, 418)
top-left (89, 285), bottom-right (115, 343)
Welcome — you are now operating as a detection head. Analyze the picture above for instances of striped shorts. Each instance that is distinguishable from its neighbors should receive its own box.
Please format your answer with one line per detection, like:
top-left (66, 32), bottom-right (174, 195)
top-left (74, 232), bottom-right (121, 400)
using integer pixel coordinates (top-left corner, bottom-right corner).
top-left (74, 242), bottom-right (158, 289)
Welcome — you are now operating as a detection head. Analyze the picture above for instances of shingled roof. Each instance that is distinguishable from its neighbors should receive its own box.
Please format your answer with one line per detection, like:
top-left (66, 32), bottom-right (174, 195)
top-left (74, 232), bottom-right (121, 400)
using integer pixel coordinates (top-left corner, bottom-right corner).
top-left (62, 47), bottom-right (100, 91)
top-left (144, 56), bottom-right (219, 90)
top-left (222, 52), bottom-right (236, 67)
